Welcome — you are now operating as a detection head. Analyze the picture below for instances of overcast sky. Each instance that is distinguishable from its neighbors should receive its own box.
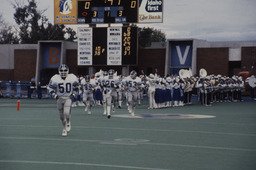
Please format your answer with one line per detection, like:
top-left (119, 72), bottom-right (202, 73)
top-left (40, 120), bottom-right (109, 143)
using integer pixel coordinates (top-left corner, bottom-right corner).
top-left (1, 0), bottom-right (256, 41)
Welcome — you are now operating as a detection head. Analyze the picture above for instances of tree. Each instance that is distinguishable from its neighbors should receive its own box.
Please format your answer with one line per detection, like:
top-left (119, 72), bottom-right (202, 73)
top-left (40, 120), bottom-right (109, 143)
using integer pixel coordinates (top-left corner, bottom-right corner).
top-left (138, 27), bottom-right (166, 48)
top-left (0, 14), bottom-right (19, 44)
top-left (12, 0), bottom-right (76, 44)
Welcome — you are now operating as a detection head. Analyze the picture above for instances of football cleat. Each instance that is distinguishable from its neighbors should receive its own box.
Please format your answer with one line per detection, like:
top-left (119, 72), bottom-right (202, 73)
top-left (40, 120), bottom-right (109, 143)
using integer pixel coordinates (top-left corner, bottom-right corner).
top-left (66, 121), bottom-right (71, 132)
top-left (88, 110), bottom-right (91, 115)
top-left (62, 129), bottom-right (67, 137)
top-left (107, 115), bottom-right (111, 119)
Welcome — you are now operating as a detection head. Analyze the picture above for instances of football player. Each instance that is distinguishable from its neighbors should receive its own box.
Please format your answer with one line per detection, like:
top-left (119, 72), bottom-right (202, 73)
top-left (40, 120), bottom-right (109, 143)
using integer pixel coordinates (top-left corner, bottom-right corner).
top-left (117, 75), bottom-right (126, 109)
top-left (98, 69), bottom-right (120, 119)
top-left (81, 75), bottom-right (96, 115)
top-left (123, 70), bottom-right (142, 116)
top-left (48, 64), bottom-right (79, 137)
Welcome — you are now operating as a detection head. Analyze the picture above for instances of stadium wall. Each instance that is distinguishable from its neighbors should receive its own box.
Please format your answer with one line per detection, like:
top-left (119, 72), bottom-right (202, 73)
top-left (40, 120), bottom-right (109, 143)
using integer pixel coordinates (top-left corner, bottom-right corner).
top-left (138, 48), bottom-right (166, 75)
top-left (165, 39), bottom-right (256, 76)
top-left (0, 44), bottom-right (37, 81)
top-left (0, 39), bottom-right (255, 85)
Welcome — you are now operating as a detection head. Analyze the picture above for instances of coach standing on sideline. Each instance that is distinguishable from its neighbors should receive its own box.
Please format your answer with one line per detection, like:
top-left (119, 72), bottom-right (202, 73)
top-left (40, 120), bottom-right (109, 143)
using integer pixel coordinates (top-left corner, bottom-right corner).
top-left (48, 64), bottom-right (79, 137)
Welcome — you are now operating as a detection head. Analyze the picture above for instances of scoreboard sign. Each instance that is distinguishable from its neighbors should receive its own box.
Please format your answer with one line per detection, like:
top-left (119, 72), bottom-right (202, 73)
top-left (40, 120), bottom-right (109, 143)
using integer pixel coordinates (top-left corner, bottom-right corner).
top-left (54, 0), bottom-right (163, 24)
top-left (139, 0), bottom-right (163, 23)
top-left (54, 0), bottom-right (78, 24)
top-left (78, 27), bottom-right (137, 66)
top-left (77, 0), bottom-right (138, 24)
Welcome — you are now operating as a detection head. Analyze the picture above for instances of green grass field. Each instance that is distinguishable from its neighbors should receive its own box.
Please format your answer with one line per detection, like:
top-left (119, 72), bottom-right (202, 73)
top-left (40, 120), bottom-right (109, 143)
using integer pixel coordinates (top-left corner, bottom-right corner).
top-left (0, 98), bottom-right (256, 170)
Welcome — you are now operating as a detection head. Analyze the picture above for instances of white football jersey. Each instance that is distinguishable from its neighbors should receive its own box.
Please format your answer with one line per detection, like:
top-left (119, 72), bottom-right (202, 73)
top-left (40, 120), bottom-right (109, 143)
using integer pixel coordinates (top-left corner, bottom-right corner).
top-left (123, 76), bottom-right (142, 92)
top-left (48, 74), bottom-right (79, 97)
top-left (99, 76), bottom-right (120, 92)
top-left (81, 78), bottom-right (96, 93)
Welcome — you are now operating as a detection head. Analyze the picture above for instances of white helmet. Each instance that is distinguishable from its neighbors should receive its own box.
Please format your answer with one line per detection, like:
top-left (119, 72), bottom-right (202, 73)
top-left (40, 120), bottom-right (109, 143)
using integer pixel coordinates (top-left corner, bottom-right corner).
top-left (85, 75), bottom-right (90, 82)
top-left (108, 69), bottom-right (115, 79)
top-left (58, 64), bottom-right (69, 79)
top-left (103, 71), bottom-right (108, 77)
top-left (149, 73), bottom-right (155, 79)
top-left (130, 70), bottom-right (137, 79)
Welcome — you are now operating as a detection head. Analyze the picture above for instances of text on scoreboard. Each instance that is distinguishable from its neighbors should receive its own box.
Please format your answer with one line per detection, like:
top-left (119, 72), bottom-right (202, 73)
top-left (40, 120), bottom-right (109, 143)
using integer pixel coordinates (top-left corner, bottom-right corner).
top-left (78, 27), bottom-right (137, 66)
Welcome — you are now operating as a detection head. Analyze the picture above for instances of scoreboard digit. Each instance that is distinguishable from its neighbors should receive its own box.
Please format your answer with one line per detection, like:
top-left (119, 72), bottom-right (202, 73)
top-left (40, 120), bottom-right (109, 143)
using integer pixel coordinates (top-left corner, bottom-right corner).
top-left (93, 28), bottom-right (107, 65)
top-left (122, 26), bottom-right (137, 65)
top-left (78, 0), bottom-right (138, 24)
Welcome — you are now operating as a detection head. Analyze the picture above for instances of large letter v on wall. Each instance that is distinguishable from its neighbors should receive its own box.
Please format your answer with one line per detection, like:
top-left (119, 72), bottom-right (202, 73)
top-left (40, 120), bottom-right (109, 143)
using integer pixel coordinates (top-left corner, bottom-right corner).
top-left (176, 46), bottom-right (190, 65)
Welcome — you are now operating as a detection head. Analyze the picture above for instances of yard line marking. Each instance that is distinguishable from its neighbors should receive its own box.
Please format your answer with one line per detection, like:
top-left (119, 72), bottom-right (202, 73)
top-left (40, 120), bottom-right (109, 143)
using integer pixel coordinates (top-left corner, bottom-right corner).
top-left (0, 160), bottom-right (170, 170)
top-left (144, 142), bottom-right (256, 152)
top-left (1, 124), bottom-right (256, 137)
top-left (1, 136), bottom-right (256, 152)
top-left (0, 136), bottom-right (101, 143)
top-left (77, 126), bottom-right (256, 137)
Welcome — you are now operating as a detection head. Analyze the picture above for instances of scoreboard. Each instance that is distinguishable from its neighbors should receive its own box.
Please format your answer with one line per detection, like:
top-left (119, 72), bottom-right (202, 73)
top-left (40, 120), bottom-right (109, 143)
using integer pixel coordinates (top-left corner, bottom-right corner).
top-left (78, 27), bottom-right (137, 66)
top-left (77, 0), bottom-right (138, 24)
top-left (54, 0), bottom-right (163, 24)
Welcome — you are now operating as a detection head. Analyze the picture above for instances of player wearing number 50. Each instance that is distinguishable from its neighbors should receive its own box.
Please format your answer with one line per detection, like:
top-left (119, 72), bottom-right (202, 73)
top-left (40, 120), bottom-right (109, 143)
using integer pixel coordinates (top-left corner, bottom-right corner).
top-left (48, 64), bottom-right (79, 137)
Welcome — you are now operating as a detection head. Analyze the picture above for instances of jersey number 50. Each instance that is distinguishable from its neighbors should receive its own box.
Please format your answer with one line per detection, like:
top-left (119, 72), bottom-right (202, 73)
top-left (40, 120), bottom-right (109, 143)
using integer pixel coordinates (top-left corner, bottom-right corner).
top-left (58, 83), bottom-right (72, 93)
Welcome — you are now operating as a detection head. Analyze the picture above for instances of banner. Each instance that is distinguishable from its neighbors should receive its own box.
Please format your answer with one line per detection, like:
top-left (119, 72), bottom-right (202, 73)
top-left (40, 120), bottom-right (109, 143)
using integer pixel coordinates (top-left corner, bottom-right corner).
top-left (139, 0), bottom-right (163, 23)
top-left (42, 43), bottom-right (61, 68)
top-left (54, 0), bottom-right (77, 24)
top-left (77, 28), bottom-right (93, 65)
top-left (170, 41), bottom-right (193, 68)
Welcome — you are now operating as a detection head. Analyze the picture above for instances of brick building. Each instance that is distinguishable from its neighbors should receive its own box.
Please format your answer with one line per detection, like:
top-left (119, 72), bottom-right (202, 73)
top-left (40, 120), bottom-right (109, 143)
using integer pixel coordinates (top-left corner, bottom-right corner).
top-left (165, 39), bottom-right (256, 77)
top-left (0, 39), bottom-right (255, 85)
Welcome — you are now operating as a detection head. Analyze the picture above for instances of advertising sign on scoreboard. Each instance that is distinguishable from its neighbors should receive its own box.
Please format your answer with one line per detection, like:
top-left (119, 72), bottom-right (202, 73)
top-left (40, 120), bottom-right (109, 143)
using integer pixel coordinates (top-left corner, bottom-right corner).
top-left (78, 27), bottom-right (137, 66)
top-left (54, 0), bottom-right (78, 24)
top-left (139, 0), bottom-right (163, 23)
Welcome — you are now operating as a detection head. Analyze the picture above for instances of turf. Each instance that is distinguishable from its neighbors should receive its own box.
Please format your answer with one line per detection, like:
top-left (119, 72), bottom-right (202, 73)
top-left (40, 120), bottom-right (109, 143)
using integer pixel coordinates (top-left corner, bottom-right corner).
top-left (0, 98), bottom-right (256, 170)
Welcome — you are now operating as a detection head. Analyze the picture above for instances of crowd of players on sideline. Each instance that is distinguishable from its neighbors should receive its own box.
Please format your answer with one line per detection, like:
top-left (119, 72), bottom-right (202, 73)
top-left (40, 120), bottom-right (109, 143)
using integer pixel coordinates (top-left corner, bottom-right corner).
top-left (0, 70), bottom-right (256, 105)
top-left (1, 69), bottom-right (256, 109)
top-left (70, 69), bottom-right (252, 115)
